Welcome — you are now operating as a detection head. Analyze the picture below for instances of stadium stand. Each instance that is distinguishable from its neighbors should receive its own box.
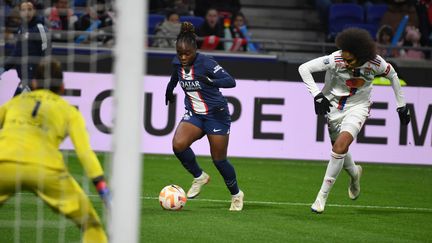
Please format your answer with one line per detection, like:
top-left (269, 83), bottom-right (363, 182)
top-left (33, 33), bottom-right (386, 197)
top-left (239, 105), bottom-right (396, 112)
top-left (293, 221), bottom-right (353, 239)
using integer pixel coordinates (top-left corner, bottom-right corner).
top-left (366, 4), bottom-right (388, 26)
top-left (179, 15), bottom-right (205, 28)
top-left (328, 3), bottom-right (364, 40)
top-left (148, 14), bottom-right (165, 35)
top-left (240, 0), bottom-right (324, 59)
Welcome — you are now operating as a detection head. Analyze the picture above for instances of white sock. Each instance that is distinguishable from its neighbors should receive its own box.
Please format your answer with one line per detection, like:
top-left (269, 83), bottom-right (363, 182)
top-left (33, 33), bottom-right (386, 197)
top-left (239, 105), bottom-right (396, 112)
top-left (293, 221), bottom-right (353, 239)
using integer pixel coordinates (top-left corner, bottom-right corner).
top-left (318, 151), bottom-right (346, 197)
top-left (343, 152), bottom-right (358, 178)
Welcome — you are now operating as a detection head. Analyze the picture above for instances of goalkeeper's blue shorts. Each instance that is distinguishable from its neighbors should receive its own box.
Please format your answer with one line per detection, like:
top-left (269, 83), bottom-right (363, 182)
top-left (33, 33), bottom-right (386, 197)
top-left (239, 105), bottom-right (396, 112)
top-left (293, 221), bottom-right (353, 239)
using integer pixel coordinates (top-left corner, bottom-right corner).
top-left (181, 107), bottom-right (231, 135)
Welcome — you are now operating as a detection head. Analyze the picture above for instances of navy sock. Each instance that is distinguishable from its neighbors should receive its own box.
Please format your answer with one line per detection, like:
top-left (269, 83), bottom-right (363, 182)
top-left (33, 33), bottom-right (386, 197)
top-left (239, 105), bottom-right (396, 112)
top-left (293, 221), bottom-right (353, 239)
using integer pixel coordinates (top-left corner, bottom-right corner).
top-left (175, 148), bottom-right (202, 178)
top-left (213, 159), bottom-right (239, 195)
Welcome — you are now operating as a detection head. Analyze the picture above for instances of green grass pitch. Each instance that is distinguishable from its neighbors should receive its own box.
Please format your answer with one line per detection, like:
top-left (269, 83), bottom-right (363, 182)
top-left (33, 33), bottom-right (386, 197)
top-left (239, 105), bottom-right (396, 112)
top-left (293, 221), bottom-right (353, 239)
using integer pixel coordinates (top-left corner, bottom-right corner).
top-left (0, 153), bottom-right (431, 242)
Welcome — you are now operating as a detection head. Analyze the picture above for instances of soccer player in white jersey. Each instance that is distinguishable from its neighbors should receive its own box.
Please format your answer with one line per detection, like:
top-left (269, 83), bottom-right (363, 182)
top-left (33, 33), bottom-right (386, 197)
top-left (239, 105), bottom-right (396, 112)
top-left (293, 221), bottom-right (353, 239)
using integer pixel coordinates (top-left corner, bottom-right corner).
top-left (298, 28), bottom-right (411, 213)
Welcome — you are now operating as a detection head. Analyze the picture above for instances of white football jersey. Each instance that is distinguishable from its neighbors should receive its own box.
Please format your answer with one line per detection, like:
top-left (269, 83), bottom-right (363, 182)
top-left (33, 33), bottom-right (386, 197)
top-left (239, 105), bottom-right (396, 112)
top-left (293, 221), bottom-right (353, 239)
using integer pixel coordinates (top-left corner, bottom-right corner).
top-left (298, 50), bottom-right (406, 110)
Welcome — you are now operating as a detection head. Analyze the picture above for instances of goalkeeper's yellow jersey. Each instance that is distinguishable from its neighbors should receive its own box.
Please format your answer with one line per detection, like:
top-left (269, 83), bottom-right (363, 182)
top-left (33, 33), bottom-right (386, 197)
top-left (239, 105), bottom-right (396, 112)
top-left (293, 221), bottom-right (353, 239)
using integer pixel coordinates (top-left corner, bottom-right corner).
top-left (0, 89), bottom-right (103, 179)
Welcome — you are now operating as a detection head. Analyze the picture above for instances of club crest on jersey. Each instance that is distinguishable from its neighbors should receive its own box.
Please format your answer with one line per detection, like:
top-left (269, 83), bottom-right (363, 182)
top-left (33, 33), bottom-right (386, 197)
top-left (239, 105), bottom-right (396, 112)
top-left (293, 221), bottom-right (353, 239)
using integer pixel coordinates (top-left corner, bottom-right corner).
top-left (323, 58), bottom-right (330, 65)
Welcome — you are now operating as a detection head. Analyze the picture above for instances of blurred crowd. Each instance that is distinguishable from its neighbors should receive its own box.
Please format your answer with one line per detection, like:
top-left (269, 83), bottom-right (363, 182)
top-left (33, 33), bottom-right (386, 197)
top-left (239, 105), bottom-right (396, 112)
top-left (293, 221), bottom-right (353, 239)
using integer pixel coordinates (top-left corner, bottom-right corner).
top-left (3, 0), bottom-right (430, 58)
top-left (316, 0), bottom-right (432, 59)
top-left (3, 0), bottom-right (115, 47)
top-left (149, 0), bottom-right (259, 52)
top-left (2, 0), bottom-right (258, 52)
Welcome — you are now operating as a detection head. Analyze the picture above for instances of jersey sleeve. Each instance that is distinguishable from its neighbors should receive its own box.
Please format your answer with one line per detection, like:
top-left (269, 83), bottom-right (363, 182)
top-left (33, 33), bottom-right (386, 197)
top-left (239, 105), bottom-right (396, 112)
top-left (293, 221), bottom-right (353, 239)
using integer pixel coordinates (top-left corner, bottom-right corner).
top-left (0, 102), bottom-right (7, 128)
top-left (205, 57), bottom-right (236, 88)
top-left (298, 54), bottom-right (335, 97)
top-left (166, 67), bottom-right (179, 93)
top-left (68, 107), bottom-right (104, 179)
top-left (375, 55), bottom-right (406, 108)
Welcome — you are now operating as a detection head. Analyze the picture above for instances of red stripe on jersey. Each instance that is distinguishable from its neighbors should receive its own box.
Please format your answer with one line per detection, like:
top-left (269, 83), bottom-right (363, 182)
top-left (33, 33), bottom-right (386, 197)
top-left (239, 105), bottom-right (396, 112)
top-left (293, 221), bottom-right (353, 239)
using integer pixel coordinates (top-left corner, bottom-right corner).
top-left (337, 88), bottom-right (357, 110)
top-left (384, 64), bottom-right (391, 75)
top-left (369, 58), bottom-right (381, 67)
top-left (188, 91), bottom-right (209, 115)
top-left (199, 91), bottom-right (208, 113)
top-left (181, 66), bottom-right (195, 80)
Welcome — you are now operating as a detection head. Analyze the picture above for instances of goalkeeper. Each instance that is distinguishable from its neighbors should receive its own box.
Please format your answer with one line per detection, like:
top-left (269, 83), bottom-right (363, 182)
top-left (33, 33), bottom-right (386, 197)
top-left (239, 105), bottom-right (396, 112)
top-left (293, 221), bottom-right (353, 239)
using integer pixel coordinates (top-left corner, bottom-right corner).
top-left (0, 58), bottom-right (109, 243)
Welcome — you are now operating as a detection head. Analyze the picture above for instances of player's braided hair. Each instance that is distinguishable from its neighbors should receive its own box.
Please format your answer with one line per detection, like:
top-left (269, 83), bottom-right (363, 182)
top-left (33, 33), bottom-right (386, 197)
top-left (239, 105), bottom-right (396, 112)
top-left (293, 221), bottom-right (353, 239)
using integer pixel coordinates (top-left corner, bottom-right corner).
top-left (176, 22), bottom-right (197, 49)
top-left (335, 28), bottom-right (377, 65)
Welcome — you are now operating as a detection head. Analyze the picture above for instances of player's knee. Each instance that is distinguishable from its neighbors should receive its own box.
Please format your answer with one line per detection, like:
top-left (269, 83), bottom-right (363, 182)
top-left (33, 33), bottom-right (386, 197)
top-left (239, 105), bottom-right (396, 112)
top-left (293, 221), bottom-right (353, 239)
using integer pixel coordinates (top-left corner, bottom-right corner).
top-left (211, 155), bottom-right (226, 162)
top-left (332, 142), bottom-right (349, 154)
top-left (172, 138), bottom-right (188, 153)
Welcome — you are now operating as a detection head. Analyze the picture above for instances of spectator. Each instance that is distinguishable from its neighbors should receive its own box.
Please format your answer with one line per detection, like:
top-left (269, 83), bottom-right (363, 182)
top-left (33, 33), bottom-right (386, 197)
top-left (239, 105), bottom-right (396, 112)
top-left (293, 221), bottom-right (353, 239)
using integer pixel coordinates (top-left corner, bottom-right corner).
top-left (416, 0), bottom-right (432, 48)
top-left (74, 0), bottom-right (114, 46)
top-left (4, 7), bottom-right (21, 48)
top-left (376, 25), bottom-right (398, 57)
top-left (194, 0), bottom-right (241, 18)
top-left (196, 8), bottom-right (225, 50)
top-left (0, 1), bottom-right (50, 96)
top-left (44, 0), bottom-right (78, 42)
top-left (381, 0), bottom-right (419, 33)
top-left (152, 11), bottom-right (181, 48)
top-left (399, 25), bottom-right (425, 59)
top-left (229, 12), bottom-right (250, 52)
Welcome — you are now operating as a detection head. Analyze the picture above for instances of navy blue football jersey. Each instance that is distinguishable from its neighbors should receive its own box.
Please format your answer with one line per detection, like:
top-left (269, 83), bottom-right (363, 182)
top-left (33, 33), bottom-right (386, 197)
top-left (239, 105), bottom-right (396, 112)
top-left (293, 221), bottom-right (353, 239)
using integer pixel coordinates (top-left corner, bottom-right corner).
top-left (167, 53), bottom-right (236, 115)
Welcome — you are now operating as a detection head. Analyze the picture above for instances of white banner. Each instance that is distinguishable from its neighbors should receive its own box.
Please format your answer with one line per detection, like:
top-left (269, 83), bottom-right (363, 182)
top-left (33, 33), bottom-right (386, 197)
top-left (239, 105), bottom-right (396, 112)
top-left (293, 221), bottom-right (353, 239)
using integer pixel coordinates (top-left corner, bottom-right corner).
top-left (1, 71), bottom-right (431, 164)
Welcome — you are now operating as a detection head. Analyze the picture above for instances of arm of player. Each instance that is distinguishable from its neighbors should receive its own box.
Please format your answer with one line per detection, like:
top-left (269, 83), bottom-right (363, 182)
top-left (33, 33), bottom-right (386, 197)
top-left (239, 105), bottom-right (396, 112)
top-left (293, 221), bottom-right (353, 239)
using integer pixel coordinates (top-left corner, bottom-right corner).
top-left (68, 108), bottom-right (111, 207)
top-left (382, 62), bottom-right (406, 108)
top-left (165, 69), bottom-right (178, 105)
top-left (68, 109), bottom-right (104, 179)
top-left (298, 56), bottom-right (330, 98)
top-left (201, 59), bottom-right (236, 88)
top-left (0, 103), bottom-right (7, 128)
top-left (380, 60), bottom-right (410, 125)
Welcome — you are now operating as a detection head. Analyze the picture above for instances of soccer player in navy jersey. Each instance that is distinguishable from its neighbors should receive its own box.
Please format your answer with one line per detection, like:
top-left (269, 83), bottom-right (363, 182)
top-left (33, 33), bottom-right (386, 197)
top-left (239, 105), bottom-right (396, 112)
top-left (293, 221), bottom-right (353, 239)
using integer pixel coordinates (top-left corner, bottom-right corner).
top-left (298, 28), bottom-right (411, 213)
top-left (165, 22), bottom-right (244, 211)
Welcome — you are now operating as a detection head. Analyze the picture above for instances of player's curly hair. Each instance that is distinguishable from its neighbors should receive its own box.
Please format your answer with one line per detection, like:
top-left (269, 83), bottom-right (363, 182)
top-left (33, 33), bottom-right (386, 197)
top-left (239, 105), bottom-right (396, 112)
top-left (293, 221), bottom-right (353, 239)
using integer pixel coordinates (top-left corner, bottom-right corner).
top-left (335, 28), bottom-right (377, 65)
top-left (176, 22), bottom-right (197, 49)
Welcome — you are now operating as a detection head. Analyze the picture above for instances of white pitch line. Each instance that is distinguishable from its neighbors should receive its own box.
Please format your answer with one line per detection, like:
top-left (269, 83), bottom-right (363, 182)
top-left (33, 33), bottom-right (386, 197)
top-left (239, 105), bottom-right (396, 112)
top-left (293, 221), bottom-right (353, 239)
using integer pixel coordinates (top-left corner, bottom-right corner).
top-left (142, 196), bottom-right (432, 212)
top-left (14, 193), bottom-right (432, 212)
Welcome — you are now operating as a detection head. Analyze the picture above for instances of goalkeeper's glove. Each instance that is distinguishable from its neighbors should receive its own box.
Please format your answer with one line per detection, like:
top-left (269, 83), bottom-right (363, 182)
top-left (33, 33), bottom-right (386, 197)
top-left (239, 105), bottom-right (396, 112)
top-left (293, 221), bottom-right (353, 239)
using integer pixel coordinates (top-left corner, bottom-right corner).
top-left (314, 92), bottom-right (332, 115)
top-left (195, 75), bottom-right (214, 86)
top-left (397, 106), bottom-right (411, 125)
top-left (93, 176), bottom-right (111, 209)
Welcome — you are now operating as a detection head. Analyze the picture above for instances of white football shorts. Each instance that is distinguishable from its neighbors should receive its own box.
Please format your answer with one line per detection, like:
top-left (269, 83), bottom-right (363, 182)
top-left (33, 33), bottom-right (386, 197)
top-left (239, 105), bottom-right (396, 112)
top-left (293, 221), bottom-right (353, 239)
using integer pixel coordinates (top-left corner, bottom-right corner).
top-left (327, 102), bottom-right (371, 141)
